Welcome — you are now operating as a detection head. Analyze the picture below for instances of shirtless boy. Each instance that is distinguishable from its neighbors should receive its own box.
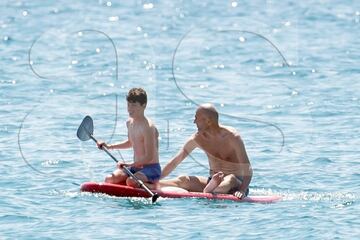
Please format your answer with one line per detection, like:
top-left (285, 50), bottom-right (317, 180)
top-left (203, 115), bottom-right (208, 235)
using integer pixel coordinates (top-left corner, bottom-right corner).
top-left (97, 88), bottom-right (161, 189)
top-left (160, 104), bottom-right (252, 199)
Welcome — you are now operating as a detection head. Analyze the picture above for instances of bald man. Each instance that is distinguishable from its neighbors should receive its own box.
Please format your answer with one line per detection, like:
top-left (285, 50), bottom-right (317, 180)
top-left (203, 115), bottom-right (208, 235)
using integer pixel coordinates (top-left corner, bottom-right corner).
top-left (160, 104), bottom-right (253, 199)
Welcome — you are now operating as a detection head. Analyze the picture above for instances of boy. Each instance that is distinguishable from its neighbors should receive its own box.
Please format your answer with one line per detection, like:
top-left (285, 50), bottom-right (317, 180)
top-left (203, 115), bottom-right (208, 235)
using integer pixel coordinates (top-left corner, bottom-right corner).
top-left (97, 88), bottom-right (161, 189)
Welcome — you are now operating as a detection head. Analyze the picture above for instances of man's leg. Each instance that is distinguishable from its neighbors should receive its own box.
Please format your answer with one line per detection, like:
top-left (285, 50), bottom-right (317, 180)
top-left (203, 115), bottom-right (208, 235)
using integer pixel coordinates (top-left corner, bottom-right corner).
top-left (212, 174), bottom-right (242, 194)
top-left (160, 175), bottom-right (208, 192)
top-left (203, 172), bottom-right (224, 193)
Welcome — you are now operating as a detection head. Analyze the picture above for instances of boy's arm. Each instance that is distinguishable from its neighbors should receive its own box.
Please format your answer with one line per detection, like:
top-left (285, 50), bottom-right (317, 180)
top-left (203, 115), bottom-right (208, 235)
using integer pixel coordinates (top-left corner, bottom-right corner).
top-left (107, 140), bottom-right (132, 149)
top-left (160, 137), bottom-right (198, 179)
top-left (97, 120), bottom-right (132, 150)
top-left (97, 139), bottom-right (132, 150)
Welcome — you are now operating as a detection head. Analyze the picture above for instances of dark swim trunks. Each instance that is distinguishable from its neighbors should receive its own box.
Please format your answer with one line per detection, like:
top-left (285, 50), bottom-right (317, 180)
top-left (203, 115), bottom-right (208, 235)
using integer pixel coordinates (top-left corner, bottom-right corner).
top-left (128, 163), bottom-right (161, 183)
top-left (207, 175), bottom-right (249, 196)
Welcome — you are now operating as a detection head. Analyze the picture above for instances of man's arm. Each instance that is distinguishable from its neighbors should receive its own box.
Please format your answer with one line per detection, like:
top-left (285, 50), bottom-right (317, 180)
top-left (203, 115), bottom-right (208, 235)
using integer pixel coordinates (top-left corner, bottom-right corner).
top-left (161, 137), bottom-right (198, 179)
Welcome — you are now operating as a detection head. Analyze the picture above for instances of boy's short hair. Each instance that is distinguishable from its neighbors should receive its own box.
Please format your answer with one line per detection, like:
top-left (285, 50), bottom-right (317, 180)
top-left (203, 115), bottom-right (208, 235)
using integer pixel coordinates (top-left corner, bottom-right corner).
top-left (126, 88), bottom-right (147, 106)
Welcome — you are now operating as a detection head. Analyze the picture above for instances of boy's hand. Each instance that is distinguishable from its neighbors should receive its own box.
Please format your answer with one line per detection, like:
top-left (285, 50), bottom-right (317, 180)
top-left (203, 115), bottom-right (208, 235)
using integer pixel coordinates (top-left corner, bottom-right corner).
top-left (118, 162), bottom-right (143, 169)
top-left (97, 141), bottom-right (108, 150)
top-left (117, 162), bottom-right (131, 169)
top-left (132, 162), bottom-right (143, 168)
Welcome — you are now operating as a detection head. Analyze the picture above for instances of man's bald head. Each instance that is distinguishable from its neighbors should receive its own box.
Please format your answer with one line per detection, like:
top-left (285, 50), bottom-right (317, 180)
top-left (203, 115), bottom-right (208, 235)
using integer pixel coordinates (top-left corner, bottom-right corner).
top-left (196, 103), bottom-right (219, 123)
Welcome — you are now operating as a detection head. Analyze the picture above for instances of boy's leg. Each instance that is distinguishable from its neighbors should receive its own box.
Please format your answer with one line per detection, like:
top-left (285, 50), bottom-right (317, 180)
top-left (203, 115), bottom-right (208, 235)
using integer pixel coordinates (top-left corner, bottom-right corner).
top-left (105, 168), bottom-right (128, 184)
top-left (126, 172), bottom-right (160, 190)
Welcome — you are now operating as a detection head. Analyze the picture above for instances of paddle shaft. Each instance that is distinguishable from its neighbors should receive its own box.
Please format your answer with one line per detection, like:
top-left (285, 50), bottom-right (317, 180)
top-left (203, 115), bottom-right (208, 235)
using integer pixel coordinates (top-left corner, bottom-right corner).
top-left (88, 134), bottom-right (158, 202)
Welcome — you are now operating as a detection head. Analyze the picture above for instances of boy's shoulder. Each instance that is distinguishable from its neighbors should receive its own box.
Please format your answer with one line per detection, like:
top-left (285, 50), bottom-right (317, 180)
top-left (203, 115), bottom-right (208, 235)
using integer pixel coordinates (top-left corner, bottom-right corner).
top-left (128, 117), bottom-right (157, 130)
top-left (144, 118), bottom-right (159, 134)
top-left (145, 117), bottom-right (157, 127)
top-left (126, 118), bottom-right (132, 127)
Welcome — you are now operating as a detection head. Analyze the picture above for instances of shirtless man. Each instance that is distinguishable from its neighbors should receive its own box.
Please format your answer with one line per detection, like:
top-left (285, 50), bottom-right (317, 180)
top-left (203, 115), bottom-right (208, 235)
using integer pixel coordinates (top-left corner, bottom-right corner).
top-left (160, 103), bottom-right (252, 199)
top-left (97, 88), bottom-right (161, 189)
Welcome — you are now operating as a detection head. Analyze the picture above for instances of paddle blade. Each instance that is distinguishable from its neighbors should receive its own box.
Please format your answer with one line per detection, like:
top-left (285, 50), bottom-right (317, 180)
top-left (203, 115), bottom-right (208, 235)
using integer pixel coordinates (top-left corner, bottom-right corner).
top-left (77, 116), bottom-right (94, 141)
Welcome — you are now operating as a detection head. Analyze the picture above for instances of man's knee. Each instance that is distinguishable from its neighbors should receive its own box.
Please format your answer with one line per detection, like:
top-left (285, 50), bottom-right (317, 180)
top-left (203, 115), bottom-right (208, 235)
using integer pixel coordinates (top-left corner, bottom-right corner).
top-left (227, 174), bottom-right (240, 186)
top-left (175, 175), bottom-right (191, 188)
top-left (177, 175), bottom-right (191, 183)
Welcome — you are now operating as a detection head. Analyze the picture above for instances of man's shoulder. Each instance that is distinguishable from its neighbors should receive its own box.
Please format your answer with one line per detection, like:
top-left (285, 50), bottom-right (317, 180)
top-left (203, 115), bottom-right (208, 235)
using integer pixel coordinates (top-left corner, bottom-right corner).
top-left (221, 126), bottom-right (244, 145)
top-left (182, 133), bottom-right (200, 149)
top-left (192, 132), bottom-right (201, 141)
top-left (221, 125), bottom-right (239, 136)
top-left (180, 132), bottom-right (199, 144)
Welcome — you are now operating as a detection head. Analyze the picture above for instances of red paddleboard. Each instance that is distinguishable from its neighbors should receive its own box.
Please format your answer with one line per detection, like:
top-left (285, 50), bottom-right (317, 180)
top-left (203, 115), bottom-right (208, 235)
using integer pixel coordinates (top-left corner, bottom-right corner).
top-left (81, 182), bottom-right (281, 203)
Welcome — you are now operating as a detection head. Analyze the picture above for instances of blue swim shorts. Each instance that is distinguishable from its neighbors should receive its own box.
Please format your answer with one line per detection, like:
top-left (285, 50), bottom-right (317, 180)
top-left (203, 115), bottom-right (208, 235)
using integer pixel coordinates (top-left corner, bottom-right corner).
top-left (129, 163), bottom-right (161, 183)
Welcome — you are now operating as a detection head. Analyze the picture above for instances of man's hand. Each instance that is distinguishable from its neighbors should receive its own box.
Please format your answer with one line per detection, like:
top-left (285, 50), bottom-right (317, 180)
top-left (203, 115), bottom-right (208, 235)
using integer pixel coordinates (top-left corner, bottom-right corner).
top-left (234, 191), bottom-right (246, 199)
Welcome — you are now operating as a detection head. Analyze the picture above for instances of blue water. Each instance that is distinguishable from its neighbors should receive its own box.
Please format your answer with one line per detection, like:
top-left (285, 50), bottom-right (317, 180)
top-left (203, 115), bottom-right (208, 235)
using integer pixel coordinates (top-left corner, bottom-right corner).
top-left (1, 0), bottom-right (359, 239)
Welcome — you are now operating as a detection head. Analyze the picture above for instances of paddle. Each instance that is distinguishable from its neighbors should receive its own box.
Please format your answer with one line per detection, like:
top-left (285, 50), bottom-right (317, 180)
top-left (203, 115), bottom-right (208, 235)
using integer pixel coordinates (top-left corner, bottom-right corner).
top-left (77, 115), bottom-right (159, 203)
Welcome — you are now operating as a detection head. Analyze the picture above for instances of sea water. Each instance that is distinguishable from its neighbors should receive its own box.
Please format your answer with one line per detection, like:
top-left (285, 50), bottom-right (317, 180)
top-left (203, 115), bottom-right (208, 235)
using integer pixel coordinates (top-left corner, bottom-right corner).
top-left (1, 0), bottom-right (359, 239)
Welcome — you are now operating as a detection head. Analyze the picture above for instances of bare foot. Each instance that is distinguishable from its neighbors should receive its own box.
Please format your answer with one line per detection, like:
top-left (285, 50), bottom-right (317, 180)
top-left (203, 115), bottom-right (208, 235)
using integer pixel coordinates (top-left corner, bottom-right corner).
top-left (203, 172), bottom-right (224, 193)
